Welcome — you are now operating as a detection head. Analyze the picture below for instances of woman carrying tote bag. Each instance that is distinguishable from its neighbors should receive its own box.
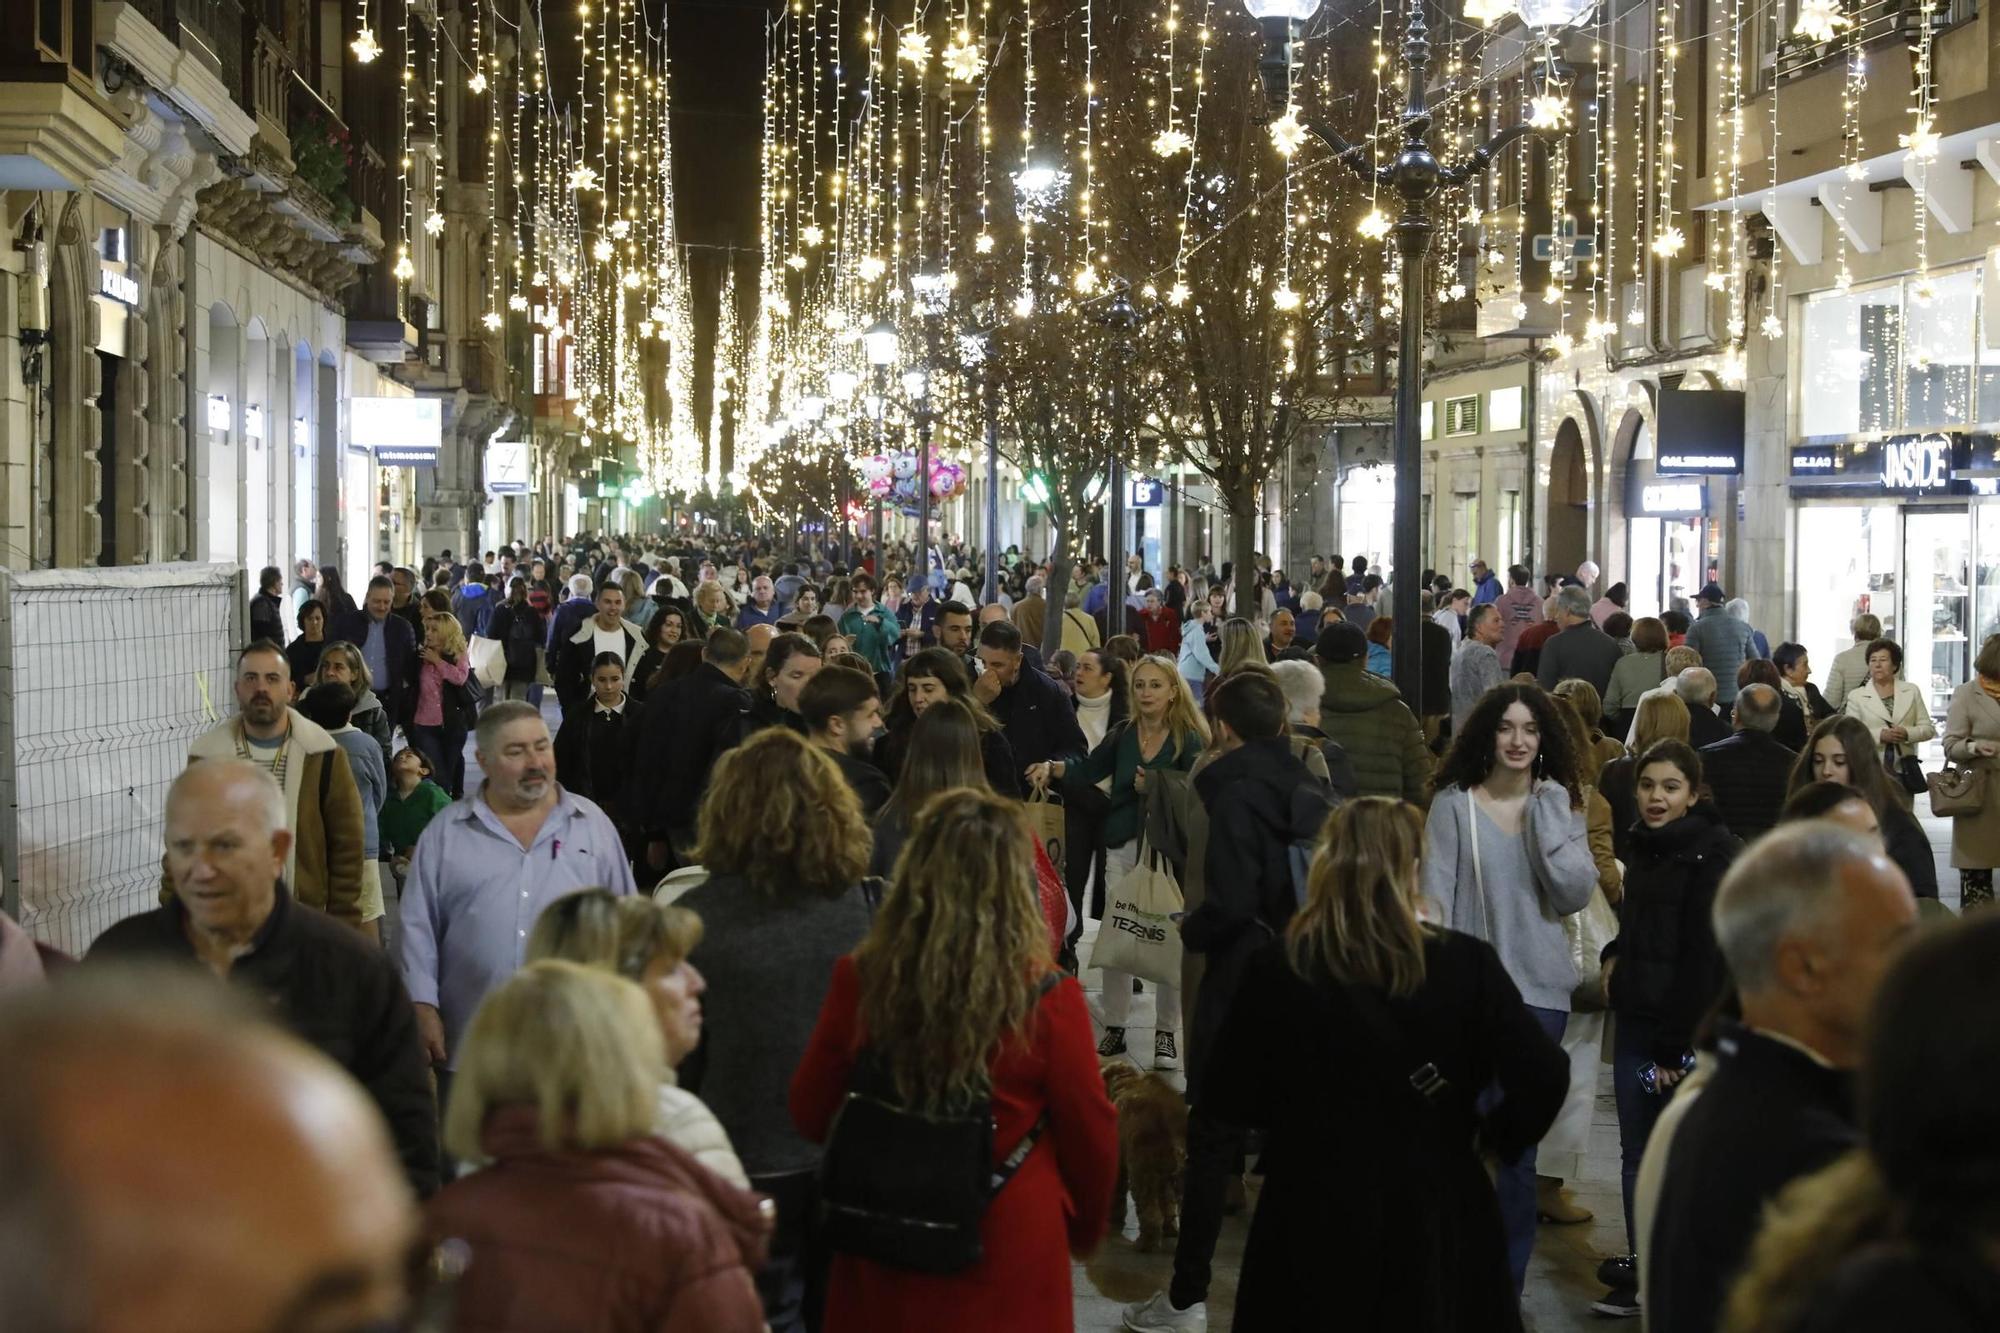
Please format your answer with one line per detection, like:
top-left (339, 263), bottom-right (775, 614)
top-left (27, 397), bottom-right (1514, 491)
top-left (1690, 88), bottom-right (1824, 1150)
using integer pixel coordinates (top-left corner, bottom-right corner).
top-left (1942, 636), bottom-right (2000, 907)
top-left (1843, 638), bottom-right (1936, 794)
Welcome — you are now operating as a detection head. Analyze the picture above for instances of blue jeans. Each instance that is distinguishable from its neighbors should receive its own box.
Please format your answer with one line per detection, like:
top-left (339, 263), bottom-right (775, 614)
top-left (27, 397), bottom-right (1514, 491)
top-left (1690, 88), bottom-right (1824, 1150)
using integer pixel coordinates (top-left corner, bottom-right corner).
top-left (1612, 1013), bottom-right (1669, 1260)
top-left (1491, 1005), bottom-right (1567, 1294)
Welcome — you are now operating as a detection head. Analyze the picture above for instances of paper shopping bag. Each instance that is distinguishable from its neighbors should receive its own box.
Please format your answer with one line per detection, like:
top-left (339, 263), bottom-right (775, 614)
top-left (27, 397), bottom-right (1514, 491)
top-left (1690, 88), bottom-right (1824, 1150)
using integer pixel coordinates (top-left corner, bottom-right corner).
top-left (1087, 841), bottom-right (1184, 989)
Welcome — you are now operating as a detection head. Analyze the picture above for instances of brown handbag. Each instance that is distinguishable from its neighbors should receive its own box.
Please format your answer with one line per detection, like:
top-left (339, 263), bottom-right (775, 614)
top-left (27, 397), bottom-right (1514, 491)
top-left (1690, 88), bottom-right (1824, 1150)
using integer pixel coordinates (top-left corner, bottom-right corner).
top-left (1927, 761), bottom-right (1986, 817)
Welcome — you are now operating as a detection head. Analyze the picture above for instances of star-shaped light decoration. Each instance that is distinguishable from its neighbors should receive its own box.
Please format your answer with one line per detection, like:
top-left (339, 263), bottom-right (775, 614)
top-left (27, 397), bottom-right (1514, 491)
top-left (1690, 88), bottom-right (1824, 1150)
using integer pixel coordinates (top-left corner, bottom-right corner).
top-left (1550, 331), bottom-right (1576, 359)
top-left (531, 270), bottom-right (549, 287)
top-left (592, 237), bottom-right (614, 261)
top-left (423, 212), bottom-right (445, 236)
top-left (1073, 266), bottom-right (1099, 295)
top-left (1900, 116), bottom-right (1940, 161)
top-left (1013, 292), bottom-right (1035, 318)
top-left (1650, 225), bottom-right (1685, 258)
top-left (822, 307), bottom-right (850, 330)
top-left (508, 293), bottom-right (528, 312)
top-left (482, 311), bottom-right (501, 330)
top-left (1511, 301), bottom-right (1529, 321)
top-left (1586, 317), bottom-right (1618, 342)
top-left (1912, 276), bottom-right (1937, 305)
top-left (1528, 92), bottom-right (1570, 131)
top-left (1544, 283), bottom-right (1563, 304)
top-left (785, 253), bottom-right (808, 270)
top-left (1704, 269), bottom-right (1728, 290)
top-left (974, 232), bottom-right (995, 254)
top-left (568, 163), bottom-right (600, 193)
top-left (1167, 281), bottom-right (1191, 306)
top-left (1269, 111), bottom-right (1308, 158)
top-left (1627, 302), bottom-right (1647, 325)
top-left (1272, 285), bottom-right (1301, 311)
top-left (351, 27), bottom-right (381, 62)
top-left (858, 255), bottom-right (887, 282)
top-left (942, 37), bottom-right (985, 82)
top-left (1793, 0), bottom-right (1851, 43)
top-left (468, 71), bottom-right (487, 94)
top-left (1845, 162), bottom-right (1867, 181)
top-left (1760, 312), bottom-right (1784, 339)
top-left (609, 219), bottom-right (631, 239)
top-left (897, 30), bottom-right (930, 67)
top-left (1152, 128), bottom-right (1193, 158)
top-left (622, 270), bottom-right (643, 289)
top-left (1357, 209), bottom-right (1391, 240)
top-left (801, 224), bottom-right (825, 248)
top-left (392, 251), bottom-right (414, 281)
top-left (1833, 265), bottom-right (1853, 292)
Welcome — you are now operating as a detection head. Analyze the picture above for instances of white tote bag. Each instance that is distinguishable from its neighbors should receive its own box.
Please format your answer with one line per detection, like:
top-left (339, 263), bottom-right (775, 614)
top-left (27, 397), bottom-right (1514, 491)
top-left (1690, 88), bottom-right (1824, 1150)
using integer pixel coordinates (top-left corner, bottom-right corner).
top-left (1086, 838), bottom-right (1184, 989)
top-left (465, 634), bottom-right (507, 689)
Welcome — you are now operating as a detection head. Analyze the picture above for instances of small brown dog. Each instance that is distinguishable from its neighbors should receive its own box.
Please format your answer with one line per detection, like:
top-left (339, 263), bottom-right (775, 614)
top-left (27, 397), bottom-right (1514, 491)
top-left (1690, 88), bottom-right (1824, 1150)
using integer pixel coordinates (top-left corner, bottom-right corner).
top-left (1101, 1058), bottom-right (1188, 1252)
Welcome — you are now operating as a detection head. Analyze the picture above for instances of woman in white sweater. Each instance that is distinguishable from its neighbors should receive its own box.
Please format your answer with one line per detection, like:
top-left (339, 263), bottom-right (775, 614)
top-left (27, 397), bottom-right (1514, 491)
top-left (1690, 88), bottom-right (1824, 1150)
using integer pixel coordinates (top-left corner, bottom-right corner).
top-left (1421, 682), bottom-right (1598, 1297)
top-left (528, 890), bottom-right (747, 1187)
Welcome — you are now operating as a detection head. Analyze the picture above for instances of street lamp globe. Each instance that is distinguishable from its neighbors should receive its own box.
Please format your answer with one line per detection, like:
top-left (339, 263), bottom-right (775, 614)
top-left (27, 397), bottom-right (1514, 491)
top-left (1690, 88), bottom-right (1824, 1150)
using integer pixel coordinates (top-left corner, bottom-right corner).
top-left (1238, 0), bottom-right (1322, 17)
top-left (1514, 0), bottom-right (1596, 28)
top-left (863, 317), bottom-right (900, 368)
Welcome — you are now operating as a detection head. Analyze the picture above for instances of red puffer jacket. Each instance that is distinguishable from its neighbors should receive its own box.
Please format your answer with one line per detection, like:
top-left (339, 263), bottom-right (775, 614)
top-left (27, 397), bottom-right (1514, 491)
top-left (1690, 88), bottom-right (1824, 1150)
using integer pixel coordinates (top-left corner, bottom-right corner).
top-left (426, 1106), bottom-right (772, 1332)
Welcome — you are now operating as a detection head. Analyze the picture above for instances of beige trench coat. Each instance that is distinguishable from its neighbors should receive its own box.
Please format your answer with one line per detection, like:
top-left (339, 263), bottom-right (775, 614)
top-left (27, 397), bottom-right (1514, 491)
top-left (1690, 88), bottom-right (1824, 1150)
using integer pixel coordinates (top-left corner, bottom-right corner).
top-left (1942, 681), bottom-right (2000, 869)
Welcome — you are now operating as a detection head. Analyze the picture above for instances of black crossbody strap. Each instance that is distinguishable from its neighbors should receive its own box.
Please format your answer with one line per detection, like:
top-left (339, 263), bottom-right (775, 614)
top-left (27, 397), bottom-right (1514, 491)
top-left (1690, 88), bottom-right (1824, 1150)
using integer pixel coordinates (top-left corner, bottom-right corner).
top-left (1328, 975), bottom-right (1451, 1106)
top-left (987, 972), bottom-right (1064, 1195)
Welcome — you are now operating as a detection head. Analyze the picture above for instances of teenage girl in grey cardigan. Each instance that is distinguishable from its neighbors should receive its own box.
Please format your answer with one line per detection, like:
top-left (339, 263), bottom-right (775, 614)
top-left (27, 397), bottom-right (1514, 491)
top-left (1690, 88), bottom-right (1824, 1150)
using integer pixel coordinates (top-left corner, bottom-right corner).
top-left (1419, 682), bottom-right (1598, 1294)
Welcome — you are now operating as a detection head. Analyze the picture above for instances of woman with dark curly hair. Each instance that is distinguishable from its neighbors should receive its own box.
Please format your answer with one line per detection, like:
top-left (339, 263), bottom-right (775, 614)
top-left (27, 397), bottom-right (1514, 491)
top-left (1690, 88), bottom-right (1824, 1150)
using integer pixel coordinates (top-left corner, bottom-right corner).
top-left (1420, 681), bottom-right (1598, 1295)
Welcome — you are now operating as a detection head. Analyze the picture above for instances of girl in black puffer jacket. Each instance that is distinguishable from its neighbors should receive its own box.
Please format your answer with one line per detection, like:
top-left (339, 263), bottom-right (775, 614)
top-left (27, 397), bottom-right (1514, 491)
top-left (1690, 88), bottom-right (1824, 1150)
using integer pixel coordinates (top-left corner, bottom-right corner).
top-left (1599, 738), bottom-right (1740, 1310)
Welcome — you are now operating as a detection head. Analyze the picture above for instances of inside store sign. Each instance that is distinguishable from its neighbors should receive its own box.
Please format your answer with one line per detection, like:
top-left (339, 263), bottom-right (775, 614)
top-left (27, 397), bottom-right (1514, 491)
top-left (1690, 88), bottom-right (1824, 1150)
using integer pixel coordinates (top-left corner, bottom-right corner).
top-left (1881, 434), bottom-right (1952, 492)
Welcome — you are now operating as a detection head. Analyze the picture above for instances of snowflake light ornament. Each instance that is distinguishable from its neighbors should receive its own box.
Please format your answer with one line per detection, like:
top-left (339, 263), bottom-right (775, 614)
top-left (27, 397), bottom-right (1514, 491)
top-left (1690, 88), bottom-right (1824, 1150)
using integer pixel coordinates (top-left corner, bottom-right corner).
top-left (1792, 0), bottom-right (1851, 43)
top-left (897, 31), bottom-right (930, 67)
top-left (1269, 111), bottom-right (1308, 158)
top-left (568, 164), bottom-right (600, 193)
top-left (1650, 226), bottom-right (1686, 258)
top-left (941, 38), bottom-right (984, 81)
top-left (1152, 128), bottom-right (1193, 158)
top-left (1358, 209), bottom-right (1392, 240)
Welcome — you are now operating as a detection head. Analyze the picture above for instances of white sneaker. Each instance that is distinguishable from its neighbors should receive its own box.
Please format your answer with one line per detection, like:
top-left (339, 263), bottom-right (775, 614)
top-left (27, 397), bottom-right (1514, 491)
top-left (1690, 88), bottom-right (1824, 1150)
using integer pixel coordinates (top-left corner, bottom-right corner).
top-left (1122, 1290), bottom-right (1207, 1332)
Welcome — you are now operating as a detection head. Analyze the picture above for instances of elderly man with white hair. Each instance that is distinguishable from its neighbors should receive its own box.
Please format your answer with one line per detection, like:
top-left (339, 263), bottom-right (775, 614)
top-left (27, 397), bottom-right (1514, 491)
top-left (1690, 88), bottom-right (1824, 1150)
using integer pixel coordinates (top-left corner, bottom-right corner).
top-left (90, 759), bottom-right (438, 1196)
top-left (545, 570), bottom-right (600, 655)
top-left (1536, 584), bottom-right (1623, 697)
top-left (1637, 823), bottom-right (1916, 1333)
top-left (1672, 666), bottom-right (1733, 748)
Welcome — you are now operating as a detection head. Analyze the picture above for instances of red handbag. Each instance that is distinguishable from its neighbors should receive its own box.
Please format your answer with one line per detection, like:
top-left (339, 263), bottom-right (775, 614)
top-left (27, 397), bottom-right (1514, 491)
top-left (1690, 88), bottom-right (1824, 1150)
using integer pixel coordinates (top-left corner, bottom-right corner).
top-left (1032, 839), bottom-right (1067, 959)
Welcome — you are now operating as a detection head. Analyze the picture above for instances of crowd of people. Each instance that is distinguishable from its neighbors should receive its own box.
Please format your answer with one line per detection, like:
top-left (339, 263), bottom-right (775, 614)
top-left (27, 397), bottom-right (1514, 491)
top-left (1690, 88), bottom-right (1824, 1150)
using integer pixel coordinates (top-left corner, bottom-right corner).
top-left (5, 533), bottom-right (1999, 1333)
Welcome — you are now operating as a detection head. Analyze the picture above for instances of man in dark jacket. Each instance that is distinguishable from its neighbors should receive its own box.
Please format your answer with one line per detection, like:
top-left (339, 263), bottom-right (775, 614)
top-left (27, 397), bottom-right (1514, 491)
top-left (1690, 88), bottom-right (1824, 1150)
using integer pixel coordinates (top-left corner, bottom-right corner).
top-left (250, 565), bottom-right (286, 646)
top-left (1313, 622), bottom-right (1433, 804)
top-left (800, 665), bottom-right (891, 818)
top-left (1698, 685), bottom-right (1797, 841)
top-left (1643, 824), bottom-right (1916, 1332)
top-left (973, 619), bottom-right (1086, 776)
top-left (330, 577), bottom-right (419, 728)
top-left (1537, 585), bottom-right (1624, 697)
top-left (1137, 671), bottom-right (1335, 1332)
top-left (90, 760), bottom-right (438, 1197)
top-left (634, 627), bottom-right (754, 865)
top-left (545, 572), bottom-right (598, 653)
top-left (449, 561), bottom-right (495, 638)
top-left (549, 583), bottom-right (645, 715)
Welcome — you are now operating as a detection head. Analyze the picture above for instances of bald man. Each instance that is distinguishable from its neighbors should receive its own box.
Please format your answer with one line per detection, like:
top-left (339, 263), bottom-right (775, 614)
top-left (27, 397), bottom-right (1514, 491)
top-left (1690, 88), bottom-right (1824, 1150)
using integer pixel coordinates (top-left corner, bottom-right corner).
top-left (0, 969), bottom-right (419, 1331)
top-left (90, 760), bottom-right (438, 1195)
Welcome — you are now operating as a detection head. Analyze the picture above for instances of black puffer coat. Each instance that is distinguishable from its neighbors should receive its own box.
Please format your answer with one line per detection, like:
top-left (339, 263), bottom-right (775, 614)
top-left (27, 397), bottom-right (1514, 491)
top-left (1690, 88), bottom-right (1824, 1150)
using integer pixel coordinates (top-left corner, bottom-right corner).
top-left (1606, 803), bottom-right (1740, 1063)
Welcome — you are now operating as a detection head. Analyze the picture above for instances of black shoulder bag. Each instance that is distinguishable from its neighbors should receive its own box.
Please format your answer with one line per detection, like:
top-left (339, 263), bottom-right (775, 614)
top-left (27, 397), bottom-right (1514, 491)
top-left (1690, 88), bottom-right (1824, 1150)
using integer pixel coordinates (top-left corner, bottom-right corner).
top-left (819, 973), bottom-right (1061, 1274)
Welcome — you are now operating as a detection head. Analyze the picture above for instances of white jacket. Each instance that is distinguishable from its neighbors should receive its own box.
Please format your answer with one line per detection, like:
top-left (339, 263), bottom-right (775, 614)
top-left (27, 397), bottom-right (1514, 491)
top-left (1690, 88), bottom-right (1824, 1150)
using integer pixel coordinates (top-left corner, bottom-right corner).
top-left (1842, 678), bottom-right (1936, 761)
top-left (655, 1080), bottom-right (748, 1188)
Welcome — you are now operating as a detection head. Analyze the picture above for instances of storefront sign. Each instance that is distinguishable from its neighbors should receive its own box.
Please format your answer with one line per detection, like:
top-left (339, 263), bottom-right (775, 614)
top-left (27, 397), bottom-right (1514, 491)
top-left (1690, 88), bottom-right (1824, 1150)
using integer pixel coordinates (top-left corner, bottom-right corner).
top-left (1788, 432), bottom-right (1996, 496)
top-left (1880, 433), bottom-right (1952, 492)
top-left (206, 394), bottom-right (230, 431)
top-left (1638, 482), bottom-right (1705, 516)
top-left (98, 269), bottom-right (140, 306)
top-left (1129, 478), bottom-right (1164, 508)
top-left (351, 396), bottom-right (441, 468)
top-left (486, 439), bottom-right (531, 494)
top-left (1655, 388), bottom-right (1745, 476)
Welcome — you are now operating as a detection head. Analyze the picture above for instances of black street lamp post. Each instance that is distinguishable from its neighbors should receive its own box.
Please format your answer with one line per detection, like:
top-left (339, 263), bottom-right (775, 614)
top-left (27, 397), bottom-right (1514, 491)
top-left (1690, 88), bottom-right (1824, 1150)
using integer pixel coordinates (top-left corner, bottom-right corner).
top-left (1248, 0), bottom-right (1550, 708)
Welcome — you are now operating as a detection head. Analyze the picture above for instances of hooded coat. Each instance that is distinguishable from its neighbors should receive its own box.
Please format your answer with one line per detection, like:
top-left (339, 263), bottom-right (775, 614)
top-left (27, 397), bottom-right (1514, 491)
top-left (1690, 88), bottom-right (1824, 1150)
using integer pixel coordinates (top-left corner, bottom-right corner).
top-left (1314, 659), bottom-right (1435, 804)
top-left (1182, 737), bottom-right (1337, 1104)
top-left (425, 1106), bottom-right (770, 1332)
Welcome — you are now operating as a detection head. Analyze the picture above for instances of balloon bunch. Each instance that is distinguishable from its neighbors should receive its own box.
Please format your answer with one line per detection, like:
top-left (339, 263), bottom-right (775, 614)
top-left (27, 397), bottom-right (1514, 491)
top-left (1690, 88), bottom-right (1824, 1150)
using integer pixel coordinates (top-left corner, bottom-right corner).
top-left (858, 452), bottom-right (967, 511)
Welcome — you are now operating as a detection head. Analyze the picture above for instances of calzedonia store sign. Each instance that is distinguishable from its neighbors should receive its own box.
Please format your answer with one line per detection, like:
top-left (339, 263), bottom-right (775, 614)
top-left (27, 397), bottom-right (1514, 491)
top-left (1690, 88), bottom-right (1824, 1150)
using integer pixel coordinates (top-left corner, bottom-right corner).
top-left (1789, 432), bottom-right (2000, 497)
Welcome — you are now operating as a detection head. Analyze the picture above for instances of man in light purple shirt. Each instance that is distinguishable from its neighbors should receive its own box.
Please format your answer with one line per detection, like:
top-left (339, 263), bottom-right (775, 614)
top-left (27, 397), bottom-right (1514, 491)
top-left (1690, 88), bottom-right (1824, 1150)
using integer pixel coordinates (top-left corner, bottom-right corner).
top-left (399, 700), bottom-right (635, 1071)
top-left (1492, 562), bottom-right (1547, 671)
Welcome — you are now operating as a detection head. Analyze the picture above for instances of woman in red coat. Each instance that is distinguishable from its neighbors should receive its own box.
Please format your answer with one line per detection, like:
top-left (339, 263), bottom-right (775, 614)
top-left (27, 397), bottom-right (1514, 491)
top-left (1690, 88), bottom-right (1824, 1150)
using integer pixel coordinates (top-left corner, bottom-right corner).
top-left (791, 788), bottom-right (1119, 1333)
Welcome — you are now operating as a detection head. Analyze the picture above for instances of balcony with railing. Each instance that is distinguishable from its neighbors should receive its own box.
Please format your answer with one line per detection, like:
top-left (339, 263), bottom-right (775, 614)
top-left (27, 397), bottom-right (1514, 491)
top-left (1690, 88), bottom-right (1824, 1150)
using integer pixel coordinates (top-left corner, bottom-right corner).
top-left (1771, 0), bottom-right (1978, 85)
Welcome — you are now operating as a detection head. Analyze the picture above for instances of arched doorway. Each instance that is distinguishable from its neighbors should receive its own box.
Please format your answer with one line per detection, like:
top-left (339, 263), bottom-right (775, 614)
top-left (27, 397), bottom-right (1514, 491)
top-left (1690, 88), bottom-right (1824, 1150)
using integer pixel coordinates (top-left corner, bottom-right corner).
top-left (1546, 418), bottom-right (1590, 577)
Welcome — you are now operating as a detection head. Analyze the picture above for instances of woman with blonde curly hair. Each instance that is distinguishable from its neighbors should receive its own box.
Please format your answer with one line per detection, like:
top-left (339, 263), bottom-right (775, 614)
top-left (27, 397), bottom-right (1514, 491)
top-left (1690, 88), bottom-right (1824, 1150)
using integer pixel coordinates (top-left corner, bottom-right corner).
top-left (790, 788), bottom-right (1118, 1333)
top-left (410, 608), bottom-right (471, 797)
top-left (675, 728), bottom-right (874, 1330)
top-left (1195, 797), bottom-right (1566, 1331)
top-left (528, 889), bottom-right (745, 1187)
